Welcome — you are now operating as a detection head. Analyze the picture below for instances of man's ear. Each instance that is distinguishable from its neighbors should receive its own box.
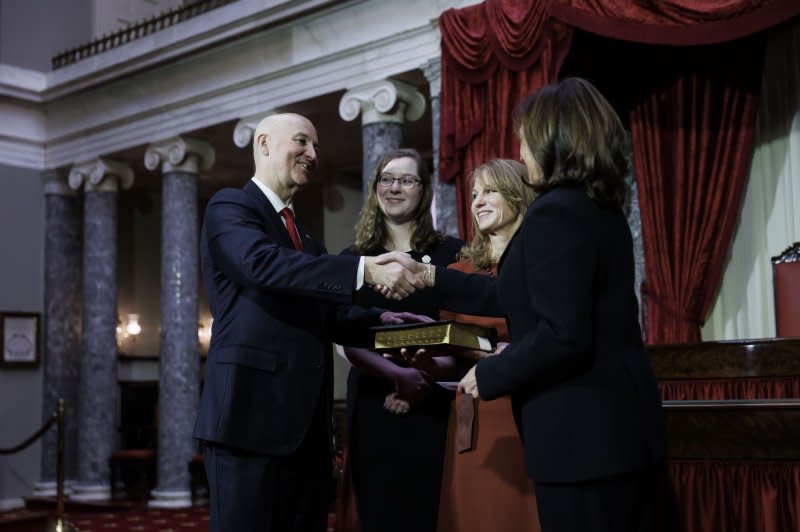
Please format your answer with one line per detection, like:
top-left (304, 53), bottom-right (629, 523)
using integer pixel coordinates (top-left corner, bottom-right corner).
top-left (256, 133), bottom-right (269, 155)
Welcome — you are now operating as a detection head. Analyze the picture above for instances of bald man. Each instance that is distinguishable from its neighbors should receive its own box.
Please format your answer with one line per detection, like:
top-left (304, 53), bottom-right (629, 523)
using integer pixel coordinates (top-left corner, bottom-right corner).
top-left (194, 113), bottom-right (424, 532)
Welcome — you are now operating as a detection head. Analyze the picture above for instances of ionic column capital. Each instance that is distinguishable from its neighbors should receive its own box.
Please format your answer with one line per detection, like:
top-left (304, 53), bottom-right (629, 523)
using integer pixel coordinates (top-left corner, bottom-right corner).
top-left (42, 169), bottom-right (76, 196)
top-left (144, 136), bottom-right (215, 174)
top-left (68, 158), bottom-right (134, 192)
top-left (422, 58), bottom-right (442, 99)
top-left (233, 111), bottom-right (283, 148)
top-left (339, 79), bottom-right (426, 126)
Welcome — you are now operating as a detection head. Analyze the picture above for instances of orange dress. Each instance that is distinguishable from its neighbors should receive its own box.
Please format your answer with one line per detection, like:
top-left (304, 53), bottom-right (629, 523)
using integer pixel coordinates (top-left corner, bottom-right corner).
top-left (437, 260), bottom-right (541, 532)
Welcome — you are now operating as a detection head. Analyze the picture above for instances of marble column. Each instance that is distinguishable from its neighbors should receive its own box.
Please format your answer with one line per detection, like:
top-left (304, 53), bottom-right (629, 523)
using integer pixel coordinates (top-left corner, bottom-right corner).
top-left (33, 170), bottom-right (82, 497)
top-left (67, 158), bottom-right (134, 501)
top-left (423, 58), bottom-right (459, 238)
top-left (144, 136), bottom-right (215, 508)
top-left (625, 171), bottom-right (646, 333)
top-left (339, 79), bottom-right (426, 197)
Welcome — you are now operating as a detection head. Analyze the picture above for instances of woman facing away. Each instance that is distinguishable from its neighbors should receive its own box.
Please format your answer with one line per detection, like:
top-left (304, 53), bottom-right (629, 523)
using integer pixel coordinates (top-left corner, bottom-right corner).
top-left (434, 158), bottom-right (542, 532)
top-left (391, 78), bottom-right (665, 532)
top-left (338, 148), bottom-right (463, 532)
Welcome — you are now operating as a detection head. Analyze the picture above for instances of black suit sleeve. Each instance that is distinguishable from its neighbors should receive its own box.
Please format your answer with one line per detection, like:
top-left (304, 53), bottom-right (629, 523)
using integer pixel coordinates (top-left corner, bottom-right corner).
top-left (435, 267), bottom-right (504, 316)
top-left (476, 200), bottom-right (594, 400)
top-left (205, 190), bottom-right (359, 303)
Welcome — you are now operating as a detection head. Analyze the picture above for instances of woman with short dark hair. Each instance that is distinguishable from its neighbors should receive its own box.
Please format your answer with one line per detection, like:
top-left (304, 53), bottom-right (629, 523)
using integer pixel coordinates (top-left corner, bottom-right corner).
top-left (422, 78), bottom-right (665, 532)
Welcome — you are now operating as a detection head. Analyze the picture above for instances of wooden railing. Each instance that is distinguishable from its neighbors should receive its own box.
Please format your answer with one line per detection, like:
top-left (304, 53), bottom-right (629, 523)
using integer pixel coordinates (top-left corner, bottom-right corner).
top-left (51, 0), bottom-right (238, 70)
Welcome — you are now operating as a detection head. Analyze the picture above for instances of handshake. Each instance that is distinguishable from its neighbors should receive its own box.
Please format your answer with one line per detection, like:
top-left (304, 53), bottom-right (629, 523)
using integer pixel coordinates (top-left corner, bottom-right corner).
top-left (363, 251), bottom-right (435, 300)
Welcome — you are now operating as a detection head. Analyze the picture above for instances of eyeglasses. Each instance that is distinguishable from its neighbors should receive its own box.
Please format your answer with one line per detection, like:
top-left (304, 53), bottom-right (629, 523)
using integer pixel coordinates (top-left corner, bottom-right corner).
top-left (377, 174), bottom-right (422, 189)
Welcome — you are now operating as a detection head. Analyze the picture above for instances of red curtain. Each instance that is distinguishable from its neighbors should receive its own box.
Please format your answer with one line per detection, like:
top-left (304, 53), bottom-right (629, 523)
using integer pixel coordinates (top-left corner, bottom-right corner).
top-left (656, 460), bottom-right (800, 532)
top-left (439, 0), bottom-right (572, 239)
top-left (551, 0), bottom-right (800, 45)
top-left (628, 37), bottom-right (764, 344)
top-left (440, 0), bottom-right (800, 339)
top-left (546, 0), bottom-right (800, 343)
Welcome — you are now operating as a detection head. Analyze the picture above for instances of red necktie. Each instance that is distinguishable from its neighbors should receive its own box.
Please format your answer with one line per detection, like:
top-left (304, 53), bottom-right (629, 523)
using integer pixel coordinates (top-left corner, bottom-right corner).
top-left (280, 207), bottom-right (304, 252)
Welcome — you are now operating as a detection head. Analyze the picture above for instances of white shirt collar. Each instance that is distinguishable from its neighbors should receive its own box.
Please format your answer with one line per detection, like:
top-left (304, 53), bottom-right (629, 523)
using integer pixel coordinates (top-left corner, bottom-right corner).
top-left (250, 177), bottom-right (294, 215)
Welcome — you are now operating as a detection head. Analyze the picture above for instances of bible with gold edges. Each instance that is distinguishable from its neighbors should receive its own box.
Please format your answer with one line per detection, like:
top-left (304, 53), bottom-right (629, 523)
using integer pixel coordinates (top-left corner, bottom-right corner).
top-left (372, 320), bottom-right (496, 353)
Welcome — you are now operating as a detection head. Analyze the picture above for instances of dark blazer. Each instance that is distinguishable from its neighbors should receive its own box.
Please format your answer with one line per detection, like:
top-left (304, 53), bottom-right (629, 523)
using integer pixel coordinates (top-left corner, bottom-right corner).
top-left (436, 186), bottom-right (665, 483)
top-left (194, 180), bottom-right (381, 456)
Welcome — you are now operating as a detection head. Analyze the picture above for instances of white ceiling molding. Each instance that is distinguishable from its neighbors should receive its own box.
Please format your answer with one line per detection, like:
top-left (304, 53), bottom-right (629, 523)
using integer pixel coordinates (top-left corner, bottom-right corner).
top-left (0, 0), bottom-right (482, 170)
top-left (0, 65), bottom-right (47, 102)
top-left (0, 138), bottom-right (46, 169)
top-left (40, 0), bottom-right (341, 99)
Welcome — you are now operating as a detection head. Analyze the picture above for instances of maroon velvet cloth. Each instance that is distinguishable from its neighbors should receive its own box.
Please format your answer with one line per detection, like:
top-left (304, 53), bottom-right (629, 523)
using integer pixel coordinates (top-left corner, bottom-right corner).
top-left (630, 37), bottom-right (764, 344)
top-left (440, 0), bottom-right (800, 336)
top-left (439, 0), bottom-right (571, 239)
top-left (657, 372), bottom-right (800, 532)
top-left (774, 261), bottom-right (800, 336)
top-left (656, 460), bottom-right (800, 532)
top-left (550, 0), bottom-right (800, 45)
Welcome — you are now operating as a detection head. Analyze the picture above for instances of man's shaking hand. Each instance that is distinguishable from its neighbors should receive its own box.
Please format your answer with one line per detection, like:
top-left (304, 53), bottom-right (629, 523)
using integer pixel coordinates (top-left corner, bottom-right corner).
top-left (364, 251), bottom-right (427, 300)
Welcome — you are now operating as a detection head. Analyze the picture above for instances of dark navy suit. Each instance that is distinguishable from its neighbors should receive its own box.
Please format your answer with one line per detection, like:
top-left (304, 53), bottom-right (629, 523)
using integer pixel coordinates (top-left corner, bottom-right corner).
top-left (436, 186), bottom-right (665, 531)
top-left (194, 180), bottom-right (381, 531)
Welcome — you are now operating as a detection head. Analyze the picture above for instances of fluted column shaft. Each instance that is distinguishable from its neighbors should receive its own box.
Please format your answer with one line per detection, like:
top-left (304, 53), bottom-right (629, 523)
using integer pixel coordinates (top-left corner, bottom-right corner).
top-left (626, 173), bottom-right (646, 331)
top-left (145, 136), bottom-right (214, 508)
top-left (423, 58), bottom-right (459, 238)
top-left (339, 79), bottom-right (426, 197)
top-left (36, 171), bottom-right (82, 496)
top-left (68, 158), bottom-right (133, 501)
top-left (362, 123), bottom-right (403, 196)
top-left (80, 189), bottom-right (118, 479)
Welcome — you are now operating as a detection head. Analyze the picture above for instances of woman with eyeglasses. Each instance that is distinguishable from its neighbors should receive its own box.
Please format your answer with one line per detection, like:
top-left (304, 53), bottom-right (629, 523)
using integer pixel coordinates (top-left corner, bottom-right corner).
top-left (338, 148), bottom-right (463, 532)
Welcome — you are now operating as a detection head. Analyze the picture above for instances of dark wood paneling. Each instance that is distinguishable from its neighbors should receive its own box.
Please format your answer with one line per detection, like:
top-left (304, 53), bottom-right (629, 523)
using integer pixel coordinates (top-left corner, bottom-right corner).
top-left (648, 338), bottom-right (800, 379)
top-left (663, 399), bottom-right (800, 459)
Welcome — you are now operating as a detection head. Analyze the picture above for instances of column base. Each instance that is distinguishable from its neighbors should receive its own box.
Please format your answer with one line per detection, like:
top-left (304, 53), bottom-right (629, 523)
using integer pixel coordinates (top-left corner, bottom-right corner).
top-left (148, 489), bottom-right (192, 509)
top-left (32, 481), bottom-right (57, 497)
top-left (69, 483), bottom-right (111, 501)
top-left (32, 480), bottom-right (75, 497)
top-left (0, 498), bottom-right (25, 512)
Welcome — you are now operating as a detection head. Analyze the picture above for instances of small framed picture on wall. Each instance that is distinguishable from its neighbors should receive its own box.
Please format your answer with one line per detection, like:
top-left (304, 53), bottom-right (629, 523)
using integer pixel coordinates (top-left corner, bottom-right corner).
top-left (1, 312), bottom-right (41, 368)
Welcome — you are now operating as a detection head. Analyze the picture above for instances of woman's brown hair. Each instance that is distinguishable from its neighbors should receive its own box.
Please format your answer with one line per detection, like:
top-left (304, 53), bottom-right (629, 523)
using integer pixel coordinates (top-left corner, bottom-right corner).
top-left (513, 77), bottom-right (629, 208)
top-left (352, 148), bottom-right (440, 254)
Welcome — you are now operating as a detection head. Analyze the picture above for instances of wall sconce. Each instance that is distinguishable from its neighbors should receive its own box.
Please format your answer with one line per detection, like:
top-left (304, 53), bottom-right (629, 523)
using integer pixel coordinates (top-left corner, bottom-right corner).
top-left (117, 313), bottom-right (142, 352)
top-left (125, 314), bottom-right (142, 336)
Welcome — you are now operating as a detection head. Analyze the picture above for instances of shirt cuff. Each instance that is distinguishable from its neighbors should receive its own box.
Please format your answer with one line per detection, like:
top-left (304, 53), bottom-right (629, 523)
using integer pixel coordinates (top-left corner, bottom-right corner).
top-left (356, 256), bottom-right (365, 290)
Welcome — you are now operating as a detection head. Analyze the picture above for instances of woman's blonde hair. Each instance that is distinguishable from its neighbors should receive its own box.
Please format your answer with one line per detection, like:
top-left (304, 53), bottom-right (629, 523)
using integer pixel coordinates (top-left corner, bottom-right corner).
top-left (352, 148), bottom-right (439, 254)
top-left (461, 159), bottom-right (535, 270)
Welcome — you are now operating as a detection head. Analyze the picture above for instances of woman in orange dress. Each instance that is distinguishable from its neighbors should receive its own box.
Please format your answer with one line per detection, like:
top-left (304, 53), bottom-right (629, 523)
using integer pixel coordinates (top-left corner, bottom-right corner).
top-left (436, 159), bottom-right (541, 532)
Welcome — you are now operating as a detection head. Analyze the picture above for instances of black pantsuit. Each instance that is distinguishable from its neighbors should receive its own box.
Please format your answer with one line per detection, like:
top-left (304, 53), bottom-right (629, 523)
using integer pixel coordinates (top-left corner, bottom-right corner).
top-left (436, 187), bottom-right (666, 532)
